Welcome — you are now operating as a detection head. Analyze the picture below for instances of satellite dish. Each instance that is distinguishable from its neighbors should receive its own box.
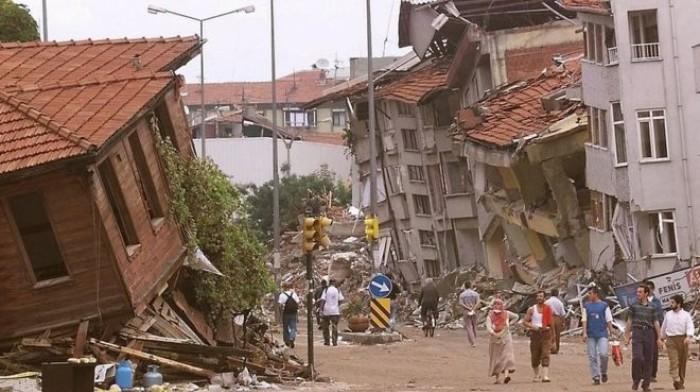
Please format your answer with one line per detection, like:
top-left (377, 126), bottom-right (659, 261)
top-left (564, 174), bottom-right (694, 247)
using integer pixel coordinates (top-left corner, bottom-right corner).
top-left (314, 58), bottom-right (330, 69)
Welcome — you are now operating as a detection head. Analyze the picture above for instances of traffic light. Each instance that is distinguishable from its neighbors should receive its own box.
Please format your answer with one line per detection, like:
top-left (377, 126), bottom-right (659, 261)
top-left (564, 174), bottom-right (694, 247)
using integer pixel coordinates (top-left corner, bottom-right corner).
top-left (316, 216), bottom-right (333, 250)
top-left (365, 216), bottom-right (379, 241)
top-left (302, 217), bottom-right (316, 253)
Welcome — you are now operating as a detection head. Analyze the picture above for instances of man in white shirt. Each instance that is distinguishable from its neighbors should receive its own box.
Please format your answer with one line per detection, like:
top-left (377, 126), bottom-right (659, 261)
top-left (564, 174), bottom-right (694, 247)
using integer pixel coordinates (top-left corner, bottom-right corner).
top-left (278, 282), bottom-right (300, 348)
top-left (660, 294), bottom-right (694, 390)
top-left (545, 289), bottom-right (567, 354)
top-left (320, 279), bottom-right (344, 346)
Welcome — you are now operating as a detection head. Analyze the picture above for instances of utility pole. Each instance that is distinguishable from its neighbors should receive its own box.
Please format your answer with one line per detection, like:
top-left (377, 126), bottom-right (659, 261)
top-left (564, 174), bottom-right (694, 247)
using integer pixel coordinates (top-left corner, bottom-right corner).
top-left (199, 21), bottom-right (206, 158)
top-left (366, 0), bottom-right (378, 271)
top-left (305, 250), bottom-right (315, 378)
top-left (41, 0), bottom-right (48, 41)
top-left (271, 0), bottom-right (281, 295)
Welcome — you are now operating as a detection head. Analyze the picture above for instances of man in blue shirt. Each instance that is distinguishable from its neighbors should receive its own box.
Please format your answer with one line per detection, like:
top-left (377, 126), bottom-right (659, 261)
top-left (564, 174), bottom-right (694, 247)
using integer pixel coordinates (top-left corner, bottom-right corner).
top-left (645, 280), bottom-right (664, 382)
top-left (583, 286), bottom-right (614, 385)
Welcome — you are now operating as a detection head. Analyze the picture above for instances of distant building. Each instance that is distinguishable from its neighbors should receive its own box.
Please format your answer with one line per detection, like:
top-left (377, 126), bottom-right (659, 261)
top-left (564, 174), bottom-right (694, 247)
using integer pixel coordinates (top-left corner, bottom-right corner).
top-left (183, 69), bottom-right (348, 138)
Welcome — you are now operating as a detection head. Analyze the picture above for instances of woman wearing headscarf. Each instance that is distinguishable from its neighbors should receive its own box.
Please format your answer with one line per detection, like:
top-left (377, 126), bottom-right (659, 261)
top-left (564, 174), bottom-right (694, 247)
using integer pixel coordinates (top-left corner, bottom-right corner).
top-left (486, 298), bottom-right (517, 384)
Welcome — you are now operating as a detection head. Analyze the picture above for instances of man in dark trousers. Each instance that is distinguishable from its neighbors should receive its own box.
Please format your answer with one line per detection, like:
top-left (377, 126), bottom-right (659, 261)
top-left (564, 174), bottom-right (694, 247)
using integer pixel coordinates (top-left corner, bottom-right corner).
top-left (386, 273), bottom-right (401, 331)
top-left (644, 280), bottom-right (664, 382)
top-left (625, 284), bottom-right (663, 391)
top-left (313, 278), bottom-right (328, 329)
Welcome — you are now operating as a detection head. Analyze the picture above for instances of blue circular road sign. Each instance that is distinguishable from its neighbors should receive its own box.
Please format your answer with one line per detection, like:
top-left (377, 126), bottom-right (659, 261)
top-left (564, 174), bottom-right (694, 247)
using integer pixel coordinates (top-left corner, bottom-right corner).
top-left (368, 274), bottom-right (393, 298)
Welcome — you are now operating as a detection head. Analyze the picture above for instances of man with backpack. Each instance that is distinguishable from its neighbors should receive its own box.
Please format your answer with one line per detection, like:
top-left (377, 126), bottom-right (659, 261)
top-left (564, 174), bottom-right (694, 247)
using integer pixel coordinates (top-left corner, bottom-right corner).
top-left (278, 282), bottom-right (299, 348)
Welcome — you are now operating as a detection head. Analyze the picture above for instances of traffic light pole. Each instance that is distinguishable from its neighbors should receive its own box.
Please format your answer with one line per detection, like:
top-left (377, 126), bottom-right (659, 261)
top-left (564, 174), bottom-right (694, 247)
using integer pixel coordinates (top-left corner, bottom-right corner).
top-left (305, 251), bottom-right (315, 379)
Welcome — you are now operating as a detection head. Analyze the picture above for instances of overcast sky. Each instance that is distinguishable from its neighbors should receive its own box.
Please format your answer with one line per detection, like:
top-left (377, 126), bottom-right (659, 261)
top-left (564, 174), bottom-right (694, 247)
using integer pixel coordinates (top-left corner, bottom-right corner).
top-left (20, 0), bottom-right (410, 83)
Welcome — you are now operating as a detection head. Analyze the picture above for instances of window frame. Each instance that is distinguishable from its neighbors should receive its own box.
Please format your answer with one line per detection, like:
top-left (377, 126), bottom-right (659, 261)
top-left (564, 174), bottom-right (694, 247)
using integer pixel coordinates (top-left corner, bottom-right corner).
top-left (636, 109), bottom-right (669, 162)
top-left (401, 128), bottom-right (419, 151)
top-left (424, 259), bottom-right (441, 278)
top-left (419, 230), bottom-right (437, 247)
top-left (128, 130), bottom-right (165, 225)
top-left (649, 210), bottom-right (678, 257)
top-left (98, 157), bottom-right (141, 254)
top-left (407, 165), bottom-right (425, 183)
top-left (589, 107), bottom-right (609, 149)
top-left (413, 194), bottom-right (431, 216)
top-left (611, 102), bottom-right (628, 167)
top-left (628, 10), bottom-right (661, 61)
top-left (588, 191), bottom-right (616, 232)
top-left (331, 109), bottom-right (346, 128)
top-left (4, 191), bottom-right (72, 288)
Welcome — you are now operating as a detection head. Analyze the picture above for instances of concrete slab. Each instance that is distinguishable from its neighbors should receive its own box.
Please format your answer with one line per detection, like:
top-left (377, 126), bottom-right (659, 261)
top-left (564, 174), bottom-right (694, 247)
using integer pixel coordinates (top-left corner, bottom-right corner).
top-left (339, 331), bottom-right (403, 345)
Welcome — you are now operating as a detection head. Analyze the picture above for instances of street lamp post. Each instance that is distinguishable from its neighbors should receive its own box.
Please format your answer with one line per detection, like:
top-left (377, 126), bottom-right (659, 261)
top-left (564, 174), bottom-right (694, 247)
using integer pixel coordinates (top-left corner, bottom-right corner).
top-left (147, 4), bottom-right (255, 159)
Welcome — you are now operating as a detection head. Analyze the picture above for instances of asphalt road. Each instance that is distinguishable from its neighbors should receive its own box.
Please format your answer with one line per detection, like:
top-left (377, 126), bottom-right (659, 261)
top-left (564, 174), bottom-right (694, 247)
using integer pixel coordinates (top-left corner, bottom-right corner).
top-left (287, 322), bottom-right (700, 392)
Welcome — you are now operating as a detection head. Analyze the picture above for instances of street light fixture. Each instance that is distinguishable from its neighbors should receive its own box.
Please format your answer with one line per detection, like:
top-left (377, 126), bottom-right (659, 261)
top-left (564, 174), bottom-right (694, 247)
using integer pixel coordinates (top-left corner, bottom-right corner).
top-left (147, 4), bottom-right (255, 159)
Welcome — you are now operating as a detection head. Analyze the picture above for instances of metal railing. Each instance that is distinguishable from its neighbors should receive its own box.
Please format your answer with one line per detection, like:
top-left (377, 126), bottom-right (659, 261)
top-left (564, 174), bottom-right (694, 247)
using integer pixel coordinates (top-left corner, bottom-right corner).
top-left (631, 42), bottom-right (660, 61)
top-left (607, 46), bottom-right (619, 65)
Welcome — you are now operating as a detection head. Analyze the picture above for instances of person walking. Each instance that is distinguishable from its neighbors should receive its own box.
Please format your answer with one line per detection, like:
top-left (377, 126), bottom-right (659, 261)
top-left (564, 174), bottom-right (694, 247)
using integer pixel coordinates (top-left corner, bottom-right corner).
top-left (625, 284), bottom-right (663, 392)
top-left (386, 273), bottom-right (401, 331)
top-left (419, 278), bottom-right (440, 333)
top-left (523, 290), bottom-right (553, 383)
top-left (546, 289), bottom-right (566, 354)
top-left (645, 280), bottom-right (664, 383)
top-left (278, 282), bottom-right (299, 348)
top-left (313, 278), bottom-right (328, 329)
top-left (459, 281), bottom-right (480, 347)
top-left (486, 298), bottom-right (517, 384)
top-left (582, 286), bottom-right (613, 385)
top-left (660, 294), bottom-right (694, 390)
top-left (320, 278), bottom-right (344, 346)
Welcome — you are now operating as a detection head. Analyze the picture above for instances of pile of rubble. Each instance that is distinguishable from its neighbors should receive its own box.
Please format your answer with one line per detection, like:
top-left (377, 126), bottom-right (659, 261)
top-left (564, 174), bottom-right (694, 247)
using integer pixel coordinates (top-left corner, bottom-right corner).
top-left (0, 295), bottom-right (306, 391)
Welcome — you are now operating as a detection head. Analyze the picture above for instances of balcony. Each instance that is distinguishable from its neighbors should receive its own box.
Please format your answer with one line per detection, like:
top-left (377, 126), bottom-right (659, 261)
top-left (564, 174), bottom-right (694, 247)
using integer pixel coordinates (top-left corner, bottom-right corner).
top-left (607, 47), bottom-right (618, 65)
top-left (631, 43), bottom-right (660, 61)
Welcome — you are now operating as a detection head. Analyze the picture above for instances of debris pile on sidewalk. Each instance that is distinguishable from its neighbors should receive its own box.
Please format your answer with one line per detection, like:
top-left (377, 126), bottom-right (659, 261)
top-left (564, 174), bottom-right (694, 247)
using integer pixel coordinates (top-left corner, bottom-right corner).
top-left (0, 294), bottom-right (307, 389)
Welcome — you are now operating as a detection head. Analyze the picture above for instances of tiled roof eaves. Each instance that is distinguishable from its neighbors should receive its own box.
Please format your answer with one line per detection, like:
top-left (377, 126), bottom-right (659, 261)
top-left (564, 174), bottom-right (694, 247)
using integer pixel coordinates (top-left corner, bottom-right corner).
top-left (0, 35), bottom-right (199, 49)
top-left (0, 91), bottom-right (93, 151)
top-left (4, 71), bottom-right (175, 94)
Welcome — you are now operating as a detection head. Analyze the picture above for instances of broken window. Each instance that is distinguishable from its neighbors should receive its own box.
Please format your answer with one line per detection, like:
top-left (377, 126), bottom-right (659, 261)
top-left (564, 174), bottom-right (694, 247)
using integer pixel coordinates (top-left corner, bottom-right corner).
top-left (402, 128), bottom-right (419, 150)
top-left (589, 191), bottom-right (616, 231)
top-left (99, 158), bottom-right (140, 248)
top-left (649, 211), bottom-right (677, 255)
top-left (637, 109), bottom-right (668, 160)
top-left (585, 23), bottom-right (617, 65)
top-left (9, 192), bottom-right (68, 282)
top-left (420, 104), bottom-right (434, 126)
top-left (589, 107), bottom-right (608, 148)
top-left (413, 194), bottom-right (431, 215)
top-left (128, 131), bottom-right (164, 221)
top-left (407, 165), bottom-right (425, 182)
top-left (433, 94), bottom-right (456, 127)
top-left (424, 259), bottom-right (440, 278)
top-left (629, 10), bottom-right (660, 60)
top-left (427, 165), bottom-right (445, 213)
top-left (155, 102), bottom-right (179, 151)
top-left (419, 230), bottom-right (436, 247)
top-left (446, 161), bottom-right (472, 194)
top-left (332, 109), bottom-right (346, 128)
top-left (384, 166), bottom-right (403, 194)
top-left (611, 102), bottom-right (627, 165)
top-left (396, 101), bottom-right (415, 117)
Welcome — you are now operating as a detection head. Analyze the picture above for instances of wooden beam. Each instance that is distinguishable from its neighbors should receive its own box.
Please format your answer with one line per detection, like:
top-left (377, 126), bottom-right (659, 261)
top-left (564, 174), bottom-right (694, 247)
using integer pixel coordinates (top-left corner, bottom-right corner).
top-left (72, 320), bottom-right (90, 358)
top-left (89, 338), bottom-right (216, 379)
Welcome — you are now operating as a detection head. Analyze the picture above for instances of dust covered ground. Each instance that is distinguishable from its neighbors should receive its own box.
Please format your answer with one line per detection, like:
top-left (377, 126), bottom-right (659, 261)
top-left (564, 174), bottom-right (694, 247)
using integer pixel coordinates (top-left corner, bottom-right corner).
top-left (287, 320), bottom-right (700, 392)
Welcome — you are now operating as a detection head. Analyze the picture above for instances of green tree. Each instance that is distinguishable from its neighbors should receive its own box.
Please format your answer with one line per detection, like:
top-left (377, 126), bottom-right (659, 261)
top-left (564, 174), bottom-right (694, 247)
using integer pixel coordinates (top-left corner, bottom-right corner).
top-left (247, 169), bottom-right (351, 240)
top-left (0, 1), bottom-right (39, 42)
top-left (154, 130), bottom-right (273, 323)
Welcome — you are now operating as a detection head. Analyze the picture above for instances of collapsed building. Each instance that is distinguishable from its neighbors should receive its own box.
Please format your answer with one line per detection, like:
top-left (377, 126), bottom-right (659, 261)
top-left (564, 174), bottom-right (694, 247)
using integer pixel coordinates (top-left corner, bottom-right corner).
top-left (0, 37), bottom-right (203, 343)
top-left (453, 63), bottom-right (588, 281)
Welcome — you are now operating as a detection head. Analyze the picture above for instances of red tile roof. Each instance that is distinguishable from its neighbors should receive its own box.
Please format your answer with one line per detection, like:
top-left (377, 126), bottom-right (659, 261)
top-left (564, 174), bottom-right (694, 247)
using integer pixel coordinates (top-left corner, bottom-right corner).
top-left (183, 69), bottom-right (343, 107)
top-left (458, 63), bottom-right (582, 148)
top-left (0, 36), bottom-right (200, 175)
top-left (0, 36), bottom-right (200, 88)
top-left (560, 0), bottom-right (610, 13)
top-left (376, 59), bottom-right (450, 104)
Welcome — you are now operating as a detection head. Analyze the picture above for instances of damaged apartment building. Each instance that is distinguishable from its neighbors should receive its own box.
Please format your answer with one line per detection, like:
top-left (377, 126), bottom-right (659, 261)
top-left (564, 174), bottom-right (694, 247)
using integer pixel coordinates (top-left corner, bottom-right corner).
top-left (0, 37), bottom-right (211, 343)
top-left (564, 0), bottom-right (700, 278)
top-left (310, 0), bottom-right (587, 282)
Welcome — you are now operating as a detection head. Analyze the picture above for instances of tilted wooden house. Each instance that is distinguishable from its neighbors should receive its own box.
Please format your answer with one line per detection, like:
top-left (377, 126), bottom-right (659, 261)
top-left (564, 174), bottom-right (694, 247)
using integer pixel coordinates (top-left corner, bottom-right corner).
top-left (0, 37), bottom-right (201, 341)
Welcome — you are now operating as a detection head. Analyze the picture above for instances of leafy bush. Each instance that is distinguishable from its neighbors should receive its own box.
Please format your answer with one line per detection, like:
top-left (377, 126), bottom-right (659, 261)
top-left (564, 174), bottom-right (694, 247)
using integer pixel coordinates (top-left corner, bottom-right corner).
top-left (154, 127), bottom-right (273, 322)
